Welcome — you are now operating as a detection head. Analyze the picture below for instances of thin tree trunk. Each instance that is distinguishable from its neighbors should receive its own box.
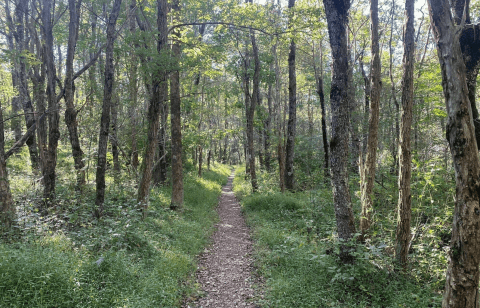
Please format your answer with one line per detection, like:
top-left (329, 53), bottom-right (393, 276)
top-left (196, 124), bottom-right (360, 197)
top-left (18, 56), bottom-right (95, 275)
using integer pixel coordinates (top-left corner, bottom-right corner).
top-left (285, 0), bottom-right (296, 191)
top-left (428, 0), bottom-right (480, 306)
top-left (248, 28), bottom-right (260, 192)
top-left (395, 0), bottom-right (415, 270)
top-left (360, 0), bottom-right (382, 237)
top-left (111, 93), bottom-right (120, 174)
top-left (323, 0), bottom-right (356, 263)
top-left (65, 0), bottom-right (86, 188)
top-left (128, 0), bottom-right (139, 171)
top-left (170, 0), bottom-right (184, 209)
top-left (95, 0), bottom-right (122, 215)
top-left (4, 0), bottom-right (22, 144)
top-left (42, 0), bottom-right (60, 204)
top-left (0, 97), bottom-right (14, 230)
top-left (389, 0), bottom-right (399, 172)
top-left (198, 146), bottom-right (203, 177)
top-left (314, 41), bottom-right (329, 179)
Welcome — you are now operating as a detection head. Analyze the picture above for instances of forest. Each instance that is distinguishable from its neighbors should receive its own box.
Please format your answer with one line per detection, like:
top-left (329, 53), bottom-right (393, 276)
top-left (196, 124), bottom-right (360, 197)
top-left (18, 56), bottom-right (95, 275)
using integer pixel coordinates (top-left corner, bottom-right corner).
top-left (0, 0), bottom-right (479, 306)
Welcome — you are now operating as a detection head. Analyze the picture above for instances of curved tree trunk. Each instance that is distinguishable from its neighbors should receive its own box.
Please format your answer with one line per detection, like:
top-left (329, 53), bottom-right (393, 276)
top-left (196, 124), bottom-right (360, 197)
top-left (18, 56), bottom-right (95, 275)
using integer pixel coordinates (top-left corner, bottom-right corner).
top-left (395, 0), bottom-right (415, 270)
top-left (360, 0), bottom-right (382, 237)
top-left (428, 0), bottom-right (480, 306)
top-left (323, 0), bottom-right (356, 263)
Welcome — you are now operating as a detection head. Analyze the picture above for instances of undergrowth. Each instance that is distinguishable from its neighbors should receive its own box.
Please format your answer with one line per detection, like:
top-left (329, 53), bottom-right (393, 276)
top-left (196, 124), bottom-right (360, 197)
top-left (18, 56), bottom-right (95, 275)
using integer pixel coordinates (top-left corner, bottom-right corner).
top-left (1, 150), bottom-right (231, 308)
top-left (234, 166), bottom-right (444, 308)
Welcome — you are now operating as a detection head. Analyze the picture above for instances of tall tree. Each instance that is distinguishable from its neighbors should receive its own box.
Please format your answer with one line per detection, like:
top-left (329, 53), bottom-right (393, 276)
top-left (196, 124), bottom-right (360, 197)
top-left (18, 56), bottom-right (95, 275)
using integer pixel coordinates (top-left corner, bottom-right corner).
top-left (313, 41), bottom-right (329, 179)
top-left (323, 0), bottom-right (356, 263)
top-left (427, 0), bottom-right (480, 306)
top-left (137, 0), bottom-right (168, 215)
top-left (360, 0), bottom-right (382, 237)
top-left (247, 26), bottom-right (260, 192)
top-left (0, 98), bottom-right (14, 229)
top-left (64, 0), bottom-right (86, 188)
top-left (41, 0), bottom-right (60, 204)
top-left (95, 0), bottom-right (122, 215)
top-left (395, 0), bottom-right (415, 270)
top-left (284, 0), bottom-right (296, 191)
top-left (170, 0), bottom-right (184, 210)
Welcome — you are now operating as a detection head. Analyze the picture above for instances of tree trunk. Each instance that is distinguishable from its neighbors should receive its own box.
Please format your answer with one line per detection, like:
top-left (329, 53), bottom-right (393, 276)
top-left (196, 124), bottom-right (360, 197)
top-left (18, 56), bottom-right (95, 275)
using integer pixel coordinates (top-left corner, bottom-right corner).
top-left (111, 93), bottom-right (120, 174)
top-left (137, 0), bottom-right (168, 215)
top-left (395, 0), bottom-right (415, 270)
top-left (265, 80), bottom-right (272, 172)
top-left (95, 0), bottom-right (122, 215)
top-left (65, 0), bottom-right (86, 189)
top-left (388, 0), bottom-right (399, 172)
top-left (285, 0), bottom-right (297, 191)
top-left (207, 149), bottom-right (211, 170)
top-left (198, 146), bottom-right (203, 177)
top-left (42, 0), bottom-right (60, 204)
top-left (247, 29), bottom-right (259, 192)
top-left (0, 97), bottom-right (14, 230)
top-left (314, 41), bottom-right (329, 179)
top-left (360, 0), bottom-right (382, 237)
top-left (170, 0), bottom-right (184, 210)
top-left (323, 0), bottom-right (357, 263)
top-left (428, 0), bottom-right (480, 306)
top-left (451, 0), bottom-right (480, 151)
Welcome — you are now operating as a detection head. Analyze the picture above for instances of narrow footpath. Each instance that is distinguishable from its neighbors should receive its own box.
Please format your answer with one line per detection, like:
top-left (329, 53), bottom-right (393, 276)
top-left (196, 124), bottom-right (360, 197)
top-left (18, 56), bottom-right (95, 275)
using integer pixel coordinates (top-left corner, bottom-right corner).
top-left (185, 170), bottom-right (257, 308)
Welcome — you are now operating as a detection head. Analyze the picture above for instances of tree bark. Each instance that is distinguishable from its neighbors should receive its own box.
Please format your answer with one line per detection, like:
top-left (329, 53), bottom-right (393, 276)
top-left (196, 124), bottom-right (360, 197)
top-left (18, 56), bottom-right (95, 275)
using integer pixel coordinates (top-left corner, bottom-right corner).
top-left (42, 0), bottom-right (60, 204)
top-left (285, 0), bottom-right (297, 191)
top-left (111, 93), bottom-right (120, 174)
top-left (64, 0), bottom-right (86, 188)
top-left (395, 0), bottom-right (415, 270)
top-left (427, 0), bottom-right (480, 306)
top-left (314, 41), bottom-right (329, 179)
top-left (0, 97), bottom-right (14, 230)
top-left (95, 0), bottom-right (122, 215)
top-left (247, 28), bottom-right (260, 192)
top-left (137, 0), bottom-right (168, 216)
top-left (323, 0), bottom-right (356, 263)
top-left (170, 0), bottom-right (184, 210)
top-left (128, 0), bottom-right (139, 171)
top-left (360, 0), bottom-right (382, 237)
top-left (388, 0), bottom-right (399, 172)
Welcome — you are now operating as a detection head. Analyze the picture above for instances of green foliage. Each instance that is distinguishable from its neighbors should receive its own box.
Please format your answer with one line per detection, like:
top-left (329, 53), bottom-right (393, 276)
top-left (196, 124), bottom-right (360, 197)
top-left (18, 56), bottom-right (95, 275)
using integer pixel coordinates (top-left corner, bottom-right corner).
top-left (236, 171), bottom-right (443, 308)
top-left (0, 164), bottom-right (231, 307)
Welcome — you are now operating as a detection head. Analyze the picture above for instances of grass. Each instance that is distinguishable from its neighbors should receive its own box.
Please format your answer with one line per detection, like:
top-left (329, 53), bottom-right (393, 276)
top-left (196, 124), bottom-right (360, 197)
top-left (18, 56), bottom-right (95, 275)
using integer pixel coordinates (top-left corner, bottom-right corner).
top-left (234, 166), bottom-right (443, 308)
top-left (0, 150), bottom-right (231, 308)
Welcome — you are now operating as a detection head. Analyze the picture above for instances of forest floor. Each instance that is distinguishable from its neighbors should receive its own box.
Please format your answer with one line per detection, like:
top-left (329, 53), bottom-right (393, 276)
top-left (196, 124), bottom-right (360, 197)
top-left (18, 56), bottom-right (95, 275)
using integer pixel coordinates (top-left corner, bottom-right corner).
top-left (184, 171), bottom-right (259, 308)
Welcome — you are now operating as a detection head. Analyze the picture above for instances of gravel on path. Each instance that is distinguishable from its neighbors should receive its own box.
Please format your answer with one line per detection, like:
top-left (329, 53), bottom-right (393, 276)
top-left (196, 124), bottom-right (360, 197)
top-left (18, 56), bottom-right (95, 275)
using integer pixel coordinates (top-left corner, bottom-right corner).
top-left (184, 170), bottom-right (258, 308)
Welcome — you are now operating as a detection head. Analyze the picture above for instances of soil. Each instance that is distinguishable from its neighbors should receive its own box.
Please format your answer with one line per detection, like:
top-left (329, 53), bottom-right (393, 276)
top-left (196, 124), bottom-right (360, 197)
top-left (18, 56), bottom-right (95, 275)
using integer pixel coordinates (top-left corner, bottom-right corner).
top-left (184, 170), bottom-right (258, 308)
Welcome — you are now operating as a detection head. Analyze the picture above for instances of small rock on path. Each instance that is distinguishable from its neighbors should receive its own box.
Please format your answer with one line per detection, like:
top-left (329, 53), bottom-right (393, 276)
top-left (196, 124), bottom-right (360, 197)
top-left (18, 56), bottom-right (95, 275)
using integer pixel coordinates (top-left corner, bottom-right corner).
top-left (184, 170), bottom-right (257, 308)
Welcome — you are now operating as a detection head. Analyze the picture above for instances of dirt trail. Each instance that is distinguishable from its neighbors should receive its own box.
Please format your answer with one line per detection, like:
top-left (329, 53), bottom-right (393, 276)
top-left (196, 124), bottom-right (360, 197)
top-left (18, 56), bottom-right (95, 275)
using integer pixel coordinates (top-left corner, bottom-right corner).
top-left (185, 170), bottom-right (257, 308)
